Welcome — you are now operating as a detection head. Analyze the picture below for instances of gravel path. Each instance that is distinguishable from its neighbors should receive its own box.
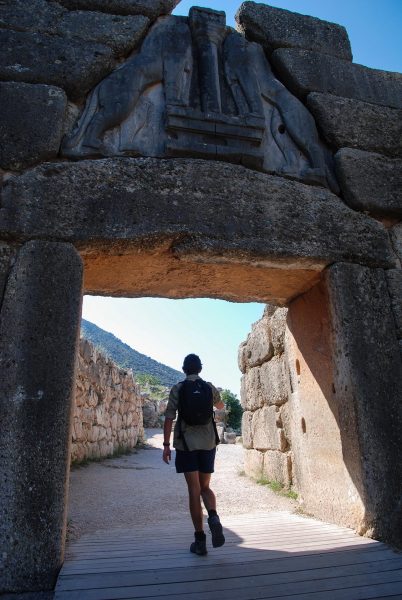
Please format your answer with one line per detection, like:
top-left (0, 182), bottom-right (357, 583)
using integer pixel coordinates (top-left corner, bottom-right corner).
top-left (67, 429), bottom-right (297, 541)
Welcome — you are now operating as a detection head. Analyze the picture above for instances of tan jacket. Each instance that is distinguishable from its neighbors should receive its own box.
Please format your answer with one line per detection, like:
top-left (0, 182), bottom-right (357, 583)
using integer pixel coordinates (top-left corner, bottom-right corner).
top-left (165, 374), bottom-right (221, 451)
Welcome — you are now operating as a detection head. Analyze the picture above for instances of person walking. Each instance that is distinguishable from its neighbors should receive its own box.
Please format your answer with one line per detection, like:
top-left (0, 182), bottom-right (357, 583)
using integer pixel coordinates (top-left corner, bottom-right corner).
top-left (162, 353), bottom-right (225, 555)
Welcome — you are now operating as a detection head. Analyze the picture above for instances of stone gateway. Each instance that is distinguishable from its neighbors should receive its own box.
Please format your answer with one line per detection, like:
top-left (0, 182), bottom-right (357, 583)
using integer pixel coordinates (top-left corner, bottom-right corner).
top-left (0, 0), bottom-right (401, 594)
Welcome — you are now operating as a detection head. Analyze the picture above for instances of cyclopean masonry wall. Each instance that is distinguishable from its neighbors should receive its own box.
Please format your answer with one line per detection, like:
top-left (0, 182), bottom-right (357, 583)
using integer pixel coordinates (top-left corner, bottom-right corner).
top-left (239, 306), bottom-right (292, 487)
top-left (73, 338), bottom-right (144, 463)
top-left (0, 0), bottom-right (401, 593)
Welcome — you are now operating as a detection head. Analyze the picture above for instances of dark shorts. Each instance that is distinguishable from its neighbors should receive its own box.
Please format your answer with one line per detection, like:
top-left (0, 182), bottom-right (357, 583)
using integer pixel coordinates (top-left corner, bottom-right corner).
top-left (175, 448), bottom-right (216, 474)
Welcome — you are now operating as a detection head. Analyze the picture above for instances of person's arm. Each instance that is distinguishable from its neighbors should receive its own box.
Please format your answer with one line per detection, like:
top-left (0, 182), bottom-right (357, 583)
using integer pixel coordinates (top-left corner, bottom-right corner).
top-left (162, 418), bottom-right (173, 464)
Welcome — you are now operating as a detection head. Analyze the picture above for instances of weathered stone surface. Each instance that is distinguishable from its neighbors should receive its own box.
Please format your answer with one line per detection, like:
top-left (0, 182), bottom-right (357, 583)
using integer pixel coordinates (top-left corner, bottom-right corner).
top-left (57, 12), bottom-right (149, 56)
top-left (0, 29), bottom-right (115, 100)
top-left (0, 241), bottom-right (83, 592)
top-left (390, 224), bottom-right (402, 265)
top-left (270, 307), bottom-right (288, 355)
top-left (243, 448), bottom-right (264, 479)
top-left (0, 82), bottom-right (67, 171)
top-left (0, 0), bottom-right (150, 57)
top-left (262, 450), bottom-right (292, 487)
top-left (236, 2), bottom-right (351, 60)
top-left (241, 410), bottom-right (253, 449)
top-left (0, 159), bottom-right (393, 279)
top-left (307, 93), bottom-right (402, 158)
top-left (0, 0), bottom-right (64, 33)
top-left (335, 149), bottom-right (402, 217)
top-left (0, 243), bottom-right (17, 307)
top-left (240, 368), bottom-right (262, 412)
top-left (73, 338), bottom-right (144, 462)
top-left (386, 269), bottom-right (402, 339)
top-left (326, 263), bottom-right (402, 545)
top-left (55, 0), bottom-right (180, 18)
top-left (252, 405), bottom-right (283, 451)
top-left (271, 48), bottom-right (402, 109)
top-left (259, 356), bottom-right (289, 406)
top-left (239, 313), bottom-right (273, 370)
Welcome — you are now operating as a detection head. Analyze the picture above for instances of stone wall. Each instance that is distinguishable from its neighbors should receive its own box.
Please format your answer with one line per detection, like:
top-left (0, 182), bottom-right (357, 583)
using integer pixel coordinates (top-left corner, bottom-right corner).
top-left (72, 338), bottom-right (144, 462)
top-left (239, 306), bottom-right (291, 487)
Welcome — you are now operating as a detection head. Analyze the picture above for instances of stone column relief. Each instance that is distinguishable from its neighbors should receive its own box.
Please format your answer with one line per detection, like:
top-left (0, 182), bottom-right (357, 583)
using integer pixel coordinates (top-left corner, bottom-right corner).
top-left (0, 241), bottom-right (83, 592)
top-left (62, 7), bottom-right (338, 192)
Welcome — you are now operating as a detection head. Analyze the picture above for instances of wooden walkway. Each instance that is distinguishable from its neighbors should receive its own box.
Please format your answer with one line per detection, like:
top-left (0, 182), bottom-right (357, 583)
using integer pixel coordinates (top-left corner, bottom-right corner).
top-left (55, 512), bottom-right (402, 599)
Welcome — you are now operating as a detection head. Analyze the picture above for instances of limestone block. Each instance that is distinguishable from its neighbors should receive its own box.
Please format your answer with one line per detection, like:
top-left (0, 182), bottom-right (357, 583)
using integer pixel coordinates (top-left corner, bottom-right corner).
top-left (386, 270), bottom-right (402, 339)
top-left (236, 2), bottom-right (351, 60)
top-left (307, 94), bottom-right (402, 158)
top-left (2, 0), bottom-right (149, 57)
top-left (270, 307), bottom-right (288, 355)
top-left (238, 341), bottom-right (247, 374)
top-left (326, 263), bottom-right (402, 545)
top-left (224, 432), bottom-right (237, 444)
top-left (244, 448), bottom-right (264, 480)
top-left (0, 82), bottom-right (67, 170)
top-left (1, 159), bottom-right (394, 277)
top-left (56, 12), bottom-right (149, 56)
top-left (262, 451), bottom-right (292, 487)
top-left (335, 149), bottom-right (402, 217)
top-left (240, 368), bottom-right (263, 411)
top-left (241, 313), bottom-right (274, 369)
top-left (241, 411), bottom-right (253, 449)
top-left (390, 224), bottom-right (402, 264)
top-left (56, 0), bottom-right (179, 18)
top-left (259, 355), bottom-right (289, 406)
top-left (271, 48), bottom-right (402, 109)
top-left (0, 241), bottom-right (83, 592)
top-left (252, 406), bottom-right (283, 451)
top-left (0, 0), bottom-right (64, 34)
top-left (0, 29), bottom-right (115, 101)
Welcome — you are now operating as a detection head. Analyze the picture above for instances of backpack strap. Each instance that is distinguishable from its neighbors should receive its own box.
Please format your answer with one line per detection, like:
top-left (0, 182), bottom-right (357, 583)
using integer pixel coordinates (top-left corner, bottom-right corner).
top-left (176, 380), bottom-right (190, 451)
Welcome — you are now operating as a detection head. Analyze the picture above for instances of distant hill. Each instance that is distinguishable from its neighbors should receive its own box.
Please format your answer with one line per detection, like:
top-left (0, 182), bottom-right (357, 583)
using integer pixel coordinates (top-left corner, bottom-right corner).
top-left (81, 319), bottom-right (183, 387)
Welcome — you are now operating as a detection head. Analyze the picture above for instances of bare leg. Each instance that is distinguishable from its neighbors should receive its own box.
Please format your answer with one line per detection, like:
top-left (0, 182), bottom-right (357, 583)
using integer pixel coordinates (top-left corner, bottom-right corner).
top-left (199, 472), bottom-right (217, 512)
top-left (184, 471), bottom-right (203, 532)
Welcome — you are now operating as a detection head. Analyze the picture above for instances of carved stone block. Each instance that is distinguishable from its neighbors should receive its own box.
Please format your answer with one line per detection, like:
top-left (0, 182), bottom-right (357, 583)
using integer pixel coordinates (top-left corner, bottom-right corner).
top-left (0, 81), bottom-right (67, 170)
top-left (0, 29), bottom-right (114, 101)
top-left (335, 148), bottom-right (402, 217)
top-left (61, 8), bottom-right (339, 192)
top-left (55, 0), bottom-right (180, 18)
top-left (271, 48), bottom-right (402, 109)
top-left (308, 93), bottom-right (402, 158)
top-left (236, 1), bottom-right (352, 61)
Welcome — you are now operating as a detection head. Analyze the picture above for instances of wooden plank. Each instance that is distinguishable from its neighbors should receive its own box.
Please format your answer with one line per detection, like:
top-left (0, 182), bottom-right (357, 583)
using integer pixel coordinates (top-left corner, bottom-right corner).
top-left (54, 558), bottom-right (402, 598)
top-left (59, 545), bottom-right (389, 576)
top-left (57, 512), bottom-right (402, 600)
top-left (55, 570), bottom-right (402, 600)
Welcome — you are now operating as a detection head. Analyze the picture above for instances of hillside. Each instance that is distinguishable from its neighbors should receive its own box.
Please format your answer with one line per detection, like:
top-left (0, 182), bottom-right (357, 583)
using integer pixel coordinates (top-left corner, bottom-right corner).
top-left (81, 319), bottom-right (183, 387)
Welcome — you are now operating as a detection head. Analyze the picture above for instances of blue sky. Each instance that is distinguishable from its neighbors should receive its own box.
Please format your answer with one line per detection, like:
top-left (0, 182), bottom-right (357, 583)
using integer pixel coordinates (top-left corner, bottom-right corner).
top-left (83, 0), bottom-right (402, 398)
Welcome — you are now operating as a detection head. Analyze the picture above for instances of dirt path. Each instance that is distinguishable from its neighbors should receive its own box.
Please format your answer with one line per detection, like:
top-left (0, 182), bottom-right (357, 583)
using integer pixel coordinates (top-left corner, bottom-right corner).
top-left (67, 429), bottom-right (297, 541)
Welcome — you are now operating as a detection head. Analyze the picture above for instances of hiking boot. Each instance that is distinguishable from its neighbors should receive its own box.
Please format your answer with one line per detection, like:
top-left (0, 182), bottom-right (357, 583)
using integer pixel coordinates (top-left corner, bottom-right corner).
top-left (190, 536), bottom-right (207, 556)
top-left (208, 514), bottom-right (225, 548)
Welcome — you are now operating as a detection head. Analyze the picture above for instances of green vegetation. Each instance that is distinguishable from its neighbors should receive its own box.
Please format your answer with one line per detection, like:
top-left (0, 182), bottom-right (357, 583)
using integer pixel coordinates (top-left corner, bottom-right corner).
top-left (221, 389), bottom-right (243, 431)
top-left (256, 476), bottom-right (298, 500)
top-left (81, 319), bottom-right (182, 386)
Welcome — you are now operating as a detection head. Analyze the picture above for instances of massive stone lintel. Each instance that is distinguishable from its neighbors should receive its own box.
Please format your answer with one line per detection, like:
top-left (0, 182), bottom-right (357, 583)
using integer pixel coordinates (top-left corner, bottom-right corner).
top-left (0, 241), bottom-right (83, 592)
top-left (0, 158), bottom-right (394, 303)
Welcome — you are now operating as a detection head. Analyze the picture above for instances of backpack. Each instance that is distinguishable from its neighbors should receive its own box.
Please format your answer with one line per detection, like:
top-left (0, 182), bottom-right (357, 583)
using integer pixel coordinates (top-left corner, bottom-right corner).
top-left (178, 379), bottom-right (213, 426)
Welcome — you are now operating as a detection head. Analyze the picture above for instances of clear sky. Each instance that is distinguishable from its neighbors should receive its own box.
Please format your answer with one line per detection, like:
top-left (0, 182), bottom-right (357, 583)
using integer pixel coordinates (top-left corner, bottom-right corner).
top-left (83, 0), bottom-right (402, 398)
